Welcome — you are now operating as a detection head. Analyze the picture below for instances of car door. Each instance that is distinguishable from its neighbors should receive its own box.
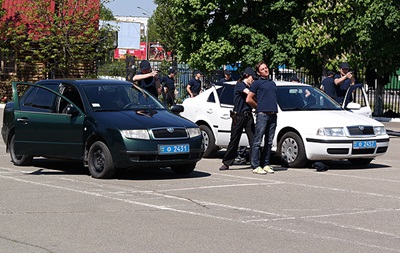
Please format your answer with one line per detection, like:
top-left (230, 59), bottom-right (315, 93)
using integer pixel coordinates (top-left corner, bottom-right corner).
top-left (13, 82), bottom-right (85, 159)
top-left (343, 83), bottom-right (372, 118)
top-left (215, 84), bottom-right (249, 147)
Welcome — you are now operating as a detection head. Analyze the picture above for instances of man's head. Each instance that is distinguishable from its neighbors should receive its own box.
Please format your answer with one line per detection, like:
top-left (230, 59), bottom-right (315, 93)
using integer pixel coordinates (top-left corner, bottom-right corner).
top-left (224, 69), bottom-right (231, 79)
top-left (167, 68), bottom-right (176, 76)
top-left (327, 70), bottom-right (335, 77)
top-left (339, 62), bottom-right (350, 75)
top-left (255, 61), bottom-right (269, 78)
top-left (291, 76), bottom-right (300, 82)
top-left (194, 70), bottom-right (202, 79)
top-left (140, 60), bottom-right (151, 74)
top-left (243, 67), bottom-right (257, 82)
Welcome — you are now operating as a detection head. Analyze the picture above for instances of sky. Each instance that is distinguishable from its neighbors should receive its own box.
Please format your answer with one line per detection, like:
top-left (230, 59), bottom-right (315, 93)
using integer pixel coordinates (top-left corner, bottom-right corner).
top-left (104, 0), bottom-right (157, 17)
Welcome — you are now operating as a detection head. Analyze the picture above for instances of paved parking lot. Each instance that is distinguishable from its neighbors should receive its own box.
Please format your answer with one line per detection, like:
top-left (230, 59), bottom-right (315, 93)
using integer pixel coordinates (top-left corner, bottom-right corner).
top-left (1, 106), bottom-right (400, 253)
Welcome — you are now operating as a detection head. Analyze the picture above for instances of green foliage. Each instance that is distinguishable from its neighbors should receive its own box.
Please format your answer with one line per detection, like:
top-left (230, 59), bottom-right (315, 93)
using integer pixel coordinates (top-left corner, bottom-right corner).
top-left (1, 0), bottom-right (115, 78)
top-left (97, 60), bottom-right (126, 77)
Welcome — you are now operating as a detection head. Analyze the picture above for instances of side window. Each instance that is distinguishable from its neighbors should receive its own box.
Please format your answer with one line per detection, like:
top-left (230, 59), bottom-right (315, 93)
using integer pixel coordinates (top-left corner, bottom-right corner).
top-left (22, 87), bottom-right (57, 112)
top-left (207, 92), bottom-right (215, 103)
top-left (218, 85), bottom-right (234, 105)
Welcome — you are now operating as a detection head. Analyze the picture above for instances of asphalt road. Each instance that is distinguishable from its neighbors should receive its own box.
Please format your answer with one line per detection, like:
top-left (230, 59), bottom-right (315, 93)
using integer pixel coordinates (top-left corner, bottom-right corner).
top-left (1, 107), bottom-right (400, 253)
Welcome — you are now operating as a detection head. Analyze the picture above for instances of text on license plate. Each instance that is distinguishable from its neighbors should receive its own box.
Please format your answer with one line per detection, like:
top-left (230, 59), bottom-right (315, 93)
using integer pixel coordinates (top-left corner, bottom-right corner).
top-left (159, 144), bottom-right (190, 154)
top-left (352, 140), bottom-right (376, 149)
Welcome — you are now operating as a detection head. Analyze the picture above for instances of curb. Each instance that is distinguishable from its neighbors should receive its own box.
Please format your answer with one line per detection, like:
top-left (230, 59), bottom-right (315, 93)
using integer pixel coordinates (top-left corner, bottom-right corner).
top-left (373, 117), bottom-right (400, 123)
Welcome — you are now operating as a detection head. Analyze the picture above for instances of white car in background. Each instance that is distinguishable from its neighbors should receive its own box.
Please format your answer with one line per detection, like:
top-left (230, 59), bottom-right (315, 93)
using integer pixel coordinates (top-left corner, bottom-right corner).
top-left (180, 81), bottom-right (389, 167)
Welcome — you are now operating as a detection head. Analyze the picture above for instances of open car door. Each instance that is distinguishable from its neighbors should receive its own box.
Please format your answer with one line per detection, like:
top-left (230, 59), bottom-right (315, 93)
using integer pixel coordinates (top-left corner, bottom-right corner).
top-left (343, 83), bottom-right (372, 118)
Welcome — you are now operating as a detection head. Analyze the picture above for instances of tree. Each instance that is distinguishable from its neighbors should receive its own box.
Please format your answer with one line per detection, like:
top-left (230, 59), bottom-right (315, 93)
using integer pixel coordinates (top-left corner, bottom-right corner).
top-left (294, 0), bottom-right (400, 115)
top-left (1, 0), bottom-right (113, 78)
top-left (154, 0), bottom-right (305, 72)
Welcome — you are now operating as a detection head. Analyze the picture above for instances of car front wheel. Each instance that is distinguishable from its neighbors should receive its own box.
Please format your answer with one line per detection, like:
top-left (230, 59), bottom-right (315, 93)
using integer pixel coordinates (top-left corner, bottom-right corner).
top-left (9, 135), bottom-right (33, 166)
top-left (88, 141), bottom-right (115, 179)
top-left (278, 132), bottom-right (307, 168)
top-left (199, 124), bottom-right (217, 158)
top-left (171, 163), bottom-right (196, 175)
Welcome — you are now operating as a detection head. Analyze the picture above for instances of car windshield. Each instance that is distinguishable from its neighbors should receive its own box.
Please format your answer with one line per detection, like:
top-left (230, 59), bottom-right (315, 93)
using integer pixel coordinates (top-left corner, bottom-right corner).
top-left (83, 84), bottom-right (165, 111)
top-left (277, 86), bottom-right (342, 111)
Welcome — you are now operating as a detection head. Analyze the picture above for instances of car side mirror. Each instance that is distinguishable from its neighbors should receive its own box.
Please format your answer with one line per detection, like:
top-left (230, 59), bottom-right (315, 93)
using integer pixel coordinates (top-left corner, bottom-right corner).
top-left (346, 102), bottom-right (361, 110)
top-left (65, 105), bottom-right (79, 116)
top-left (170, 104), bottom-right (184, 115)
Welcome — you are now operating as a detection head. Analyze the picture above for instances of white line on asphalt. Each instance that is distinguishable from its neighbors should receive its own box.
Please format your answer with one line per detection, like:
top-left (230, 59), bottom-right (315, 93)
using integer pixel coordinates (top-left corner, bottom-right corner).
top-left (1, 171), bottom-right (400, 252)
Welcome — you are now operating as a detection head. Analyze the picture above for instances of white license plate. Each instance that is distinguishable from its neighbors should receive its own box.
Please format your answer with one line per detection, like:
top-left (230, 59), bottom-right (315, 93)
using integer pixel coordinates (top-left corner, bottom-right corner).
top-left (352, 140), bottom-right (376, 149)
top-left (159, 144), bottom-right (190, 154)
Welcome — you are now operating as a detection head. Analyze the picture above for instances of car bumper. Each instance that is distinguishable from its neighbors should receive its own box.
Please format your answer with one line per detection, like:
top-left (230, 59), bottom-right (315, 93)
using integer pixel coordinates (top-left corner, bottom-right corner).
top-left (113, 137), bottom-right (204, 169)
top-left (304, 136), bottom-right (389, 160)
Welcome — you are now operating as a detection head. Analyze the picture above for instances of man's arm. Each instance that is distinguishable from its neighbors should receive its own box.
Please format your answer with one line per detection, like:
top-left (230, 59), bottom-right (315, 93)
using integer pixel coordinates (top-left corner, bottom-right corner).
top-left (246, 92), bottom-right (257, 109)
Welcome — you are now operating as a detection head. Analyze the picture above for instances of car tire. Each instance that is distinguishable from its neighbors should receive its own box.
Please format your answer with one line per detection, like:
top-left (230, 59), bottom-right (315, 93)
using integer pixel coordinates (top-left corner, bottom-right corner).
top-left (348, 158), bottom-right (373, 166)
top-left (199, 124), bottom-right (217, 158)
top-left (9, 135), bottom-right (33, 166)
top-left (171, 163), bottom-right (196, 175)
top-left (88, 141), bottom-right (115, 179)
top-left (278, 132), bottom-right (307, 168)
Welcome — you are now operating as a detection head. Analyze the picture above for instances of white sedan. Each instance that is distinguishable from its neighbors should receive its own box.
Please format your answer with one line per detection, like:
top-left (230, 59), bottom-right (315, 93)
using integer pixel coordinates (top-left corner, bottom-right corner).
top-left (180, 81), bottom-right (389, 167)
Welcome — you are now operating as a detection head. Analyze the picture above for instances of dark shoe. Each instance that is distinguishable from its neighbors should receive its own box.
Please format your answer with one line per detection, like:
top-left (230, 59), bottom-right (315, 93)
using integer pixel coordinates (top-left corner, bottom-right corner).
top-left (219, 164), bottom-right (229, 171)
top-left (233, 157), bottom-right (247, 165)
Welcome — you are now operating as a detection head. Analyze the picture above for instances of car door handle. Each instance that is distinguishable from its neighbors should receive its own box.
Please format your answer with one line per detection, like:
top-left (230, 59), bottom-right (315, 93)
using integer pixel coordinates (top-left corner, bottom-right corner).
top-left (221, 114), bottom-right (230, 120)
top-left (17, 117), bottom-right (30, 124)
top-left (206, 109), bottom-right (213, 114)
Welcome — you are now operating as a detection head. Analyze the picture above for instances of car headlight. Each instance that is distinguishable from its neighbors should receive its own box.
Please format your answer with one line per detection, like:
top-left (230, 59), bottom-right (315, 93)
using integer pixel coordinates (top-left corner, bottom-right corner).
top-left (121, 129), bottom-right (150, 140)
top-left (373, 126), bottom-right (386, 136)
top-left (187, 127), bottom-right (201, 138)
top-left (317, 127), bottom-right (345, 136)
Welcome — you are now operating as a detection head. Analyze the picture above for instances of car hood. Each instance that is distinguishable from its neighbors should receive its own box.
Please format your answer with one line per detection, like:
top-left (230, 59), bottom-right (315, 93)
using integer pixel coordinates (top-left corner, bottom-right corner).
top-left (94, 109), bottom-right (197, 130)
top-left (279, 110), bottom-right (384, 135)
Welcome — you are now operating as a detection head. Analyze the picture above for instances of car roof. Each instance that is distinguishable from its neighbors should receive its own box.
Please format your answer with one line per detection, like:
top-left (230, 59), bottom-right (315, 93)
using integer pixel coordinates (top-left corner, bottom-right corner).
top-left (214, 80), bottom-right (312, 87)
top-left (36, 79), bottom-right (133, 86)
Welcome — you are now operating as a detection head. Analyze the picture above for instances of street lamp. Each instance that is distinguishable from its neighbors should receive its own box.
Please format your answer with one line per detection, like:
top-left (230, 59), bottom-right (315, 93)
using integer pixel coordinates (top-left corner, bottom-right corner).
top-left (137, 6), bottom-right (151, 60)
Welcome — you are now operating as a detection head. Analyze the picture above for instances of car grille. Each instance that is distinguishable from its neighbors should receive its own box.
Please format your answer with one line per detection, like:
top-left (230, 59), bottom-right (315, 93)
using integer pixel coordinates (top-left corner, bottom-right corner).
top-left (150, 127), bottom-right (188, 140)
top-left (347, 126), bottom-right (374, 136)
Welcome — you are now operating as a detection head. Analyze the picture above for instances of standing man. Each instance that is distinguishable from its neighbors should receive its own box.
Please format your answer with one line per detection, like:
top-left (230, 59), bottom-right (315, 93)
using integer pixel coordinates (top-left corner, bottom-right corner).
top-left (246, 61), bottom-right (278, 175)
top-left (132, 60), bottom-right (161, 98)
top-left (161, 68), bottom-right (176, 107)
top-left (320, 70), bottom-right (336, 100)
top-left (186, 70), bottom-right (202, 98)
top-left (219, 67), bottom-right (257, 171)
top-left (334, 62), bottom-right (355, 104)
top-left (220, 69), bottom-right (233, 82)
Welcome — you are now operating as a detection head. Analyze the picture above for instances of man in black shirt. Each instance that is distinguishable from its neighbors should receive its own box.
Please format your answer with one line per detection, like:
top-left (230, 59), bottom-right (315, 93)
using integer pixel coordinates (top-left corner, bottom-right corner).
top-left (161, 68), bottom-right (176, 107)
top-left (132, 60), bottom-right (161, 98)
top-left (219, 67), bottom-right (257, 171)
top-left (320, 70), bottom-right (336, 100)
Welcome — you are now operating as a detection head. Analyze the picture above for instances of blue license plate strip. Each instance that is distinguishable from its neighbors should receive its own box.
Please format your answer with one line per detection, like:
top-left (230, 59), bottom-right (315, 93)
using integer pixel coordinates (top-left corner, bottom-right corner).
top-left (352, 140), bottom-right (376, 149)
top-left (159, 144), bottom-right (190, 154)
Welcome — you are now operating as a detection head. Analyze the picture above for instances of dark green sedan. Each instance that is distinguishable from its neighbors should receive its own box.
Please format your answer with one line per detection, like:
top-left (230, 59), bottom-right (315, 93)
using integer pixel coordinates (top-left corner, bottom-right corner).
top-left (1, 79), bottom-right (204, 178)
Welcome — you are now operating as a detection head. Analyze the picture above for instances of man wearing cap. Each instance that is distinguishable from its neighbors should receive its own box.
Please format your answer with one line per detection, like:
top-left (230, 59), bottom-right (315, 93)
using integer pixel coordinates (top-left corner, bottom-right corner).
top-left (161, 68), bottom-right (176, 107)
top-left (186, 70), bottom-right (202, 98)
top-left (320, 70), bottom-right (336, 100)
top-left (246, 61), bottom-right (278, 175)
top-left (334, 62), bottom-right (355, 104)
top-left (133, 60), bottom-right (161, 98)
top-left (219, 67), bottom-right (256, 171)
top-left (219, 69), bottom-right (233, 83)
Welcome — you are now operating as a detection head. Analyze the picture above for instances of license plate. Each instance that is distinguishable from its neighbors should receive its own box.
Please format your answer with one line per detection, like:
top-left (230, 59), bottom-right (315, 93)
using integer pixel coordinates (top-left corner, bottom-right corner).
top-left (352, 140), bottom-right (376, 149)
top-left (159, 144), bottom-right (190, 154)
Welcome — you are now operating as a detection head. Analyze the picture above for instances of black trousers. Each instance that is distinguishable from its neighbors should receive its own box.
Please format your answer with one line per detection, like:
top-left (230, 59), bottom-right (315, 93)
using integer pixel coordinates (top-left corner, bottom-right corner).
top-left (222, 112), bottom-right (255, 166)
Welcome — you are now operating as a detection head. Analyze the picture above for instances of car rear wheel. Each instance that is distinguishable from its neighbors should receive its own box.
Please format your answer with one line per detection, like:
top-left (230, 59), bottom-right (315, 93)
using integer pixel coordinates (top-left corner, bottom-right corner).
top-left (348, 158), bottom-right (373, 166)
top-left (199, 124), bottom-right (217, 158)
top-left (278, 132), bottom-right (307, 168)
top-left (9, 135), bottom-right (33, 166)
top-left (88, 141), bottom-right (115, 179)
top-left (171, 163), bottom-right (196, 175)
